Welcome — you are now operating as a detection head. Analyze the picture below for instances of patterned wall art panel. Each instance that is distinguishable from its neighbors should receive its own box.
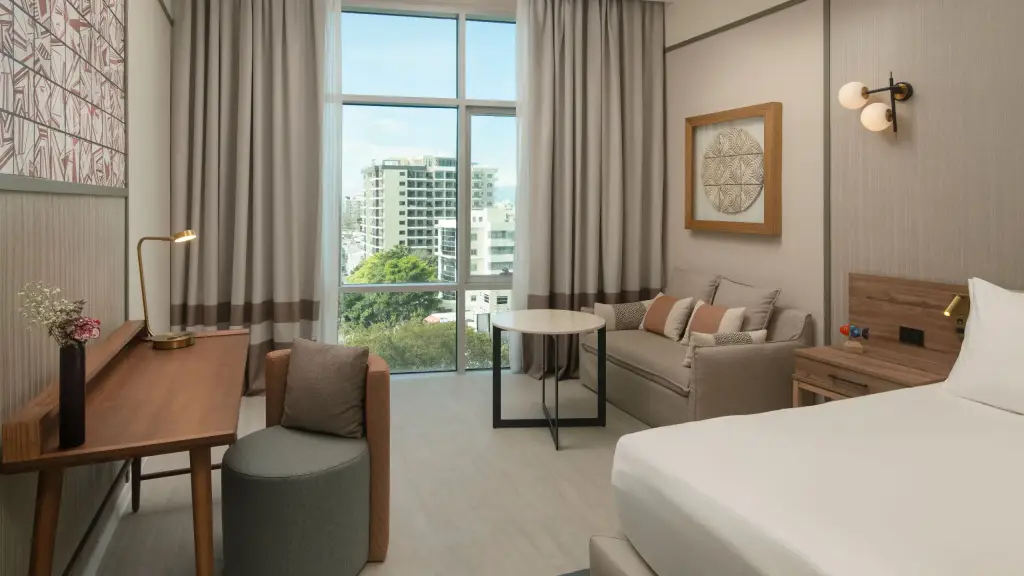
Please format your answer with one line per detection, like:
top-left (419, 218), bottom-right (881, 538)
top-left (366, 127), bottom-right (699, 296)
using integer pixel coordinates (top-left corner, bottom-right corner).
top-left (0, 0), bottom-right (125, 187)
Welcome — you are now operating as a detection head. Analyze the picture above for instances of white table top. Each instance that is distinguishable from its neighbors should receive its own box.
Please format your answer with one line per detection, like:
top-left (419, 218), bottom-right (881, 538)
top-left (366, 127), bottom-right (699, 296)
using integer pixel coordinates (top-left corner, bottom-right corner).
top-left (492, 309), bottom-right (605, 335)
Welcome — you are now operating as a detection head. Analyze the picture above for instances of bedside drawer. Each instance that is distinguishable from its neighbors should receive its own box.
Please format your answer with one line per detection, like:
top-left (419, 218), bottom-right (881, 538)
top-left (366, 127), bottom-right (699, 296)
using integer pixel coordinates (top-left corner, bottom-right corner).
top-left (794, 356), bottom-right (906, 398)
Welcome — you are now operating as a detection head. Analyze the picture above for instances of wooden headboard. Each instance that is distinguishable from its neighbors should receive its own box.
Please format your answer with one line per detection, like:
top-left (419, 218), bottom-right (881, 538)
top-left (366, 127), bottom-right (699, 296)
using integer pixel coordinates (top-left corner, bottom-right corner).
top-left (848, 273), bottom-right (966, 378)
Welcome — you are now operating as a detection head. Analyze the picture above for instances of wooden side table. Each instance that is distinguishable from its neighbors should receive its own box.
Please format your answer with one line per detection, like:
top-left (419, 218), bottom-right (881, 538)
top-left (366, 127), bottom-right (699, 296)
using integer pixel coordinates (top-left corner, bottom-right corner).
top-left (792, 346), bottom-right (944, 407)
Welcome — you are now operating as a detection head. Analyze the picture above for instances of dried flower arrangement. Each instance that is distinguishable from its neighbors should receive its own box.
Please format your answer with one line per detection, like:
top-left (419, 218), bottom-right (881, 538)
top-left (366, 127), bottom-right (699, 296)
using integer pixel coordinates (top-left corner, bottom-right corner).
top-left (19, 282), bottom-right (102, 347)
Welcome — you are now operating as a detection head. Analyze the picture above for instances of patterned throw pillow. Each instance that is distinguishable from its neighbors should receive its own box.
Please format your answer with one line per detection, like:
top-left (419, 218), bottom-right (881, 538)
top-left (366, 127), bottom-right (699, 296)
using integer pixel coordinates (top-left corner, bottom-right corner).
top-left (593, 300), bottom-right (653, 331)
top-left (683, 330), bottom-right (768, 367)
top-left (680, 300), bottom-right (746, 345)
top-left (640, 294), bottom-right (695, 341)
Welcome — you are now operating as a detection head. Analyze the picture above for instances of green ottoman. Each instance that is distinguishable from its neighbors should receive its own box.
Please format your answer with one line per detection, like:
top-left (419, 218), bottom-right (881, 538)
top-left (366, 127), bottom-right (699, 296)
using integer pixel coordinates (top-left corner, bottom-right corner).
top-left (222, 425), bottom-right (370, 576)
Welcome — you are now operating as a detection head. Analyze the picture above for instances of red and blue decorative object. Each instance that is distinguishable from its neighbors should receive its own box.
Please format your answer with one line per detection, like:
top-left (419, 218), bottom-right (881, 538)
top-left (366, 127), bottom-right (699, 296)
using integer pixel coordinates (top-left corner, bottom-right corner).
top-left (839, 323), bottom-right (870, 354)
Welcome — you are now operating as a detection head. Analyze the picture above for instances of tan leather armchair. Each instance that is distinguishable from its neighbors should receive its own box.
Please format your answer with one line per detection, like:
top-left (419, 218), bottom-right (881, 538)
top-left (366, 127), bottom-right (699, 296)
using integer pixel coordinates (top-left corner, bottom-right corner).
top-left (264, 349), bottom-right (391, 562)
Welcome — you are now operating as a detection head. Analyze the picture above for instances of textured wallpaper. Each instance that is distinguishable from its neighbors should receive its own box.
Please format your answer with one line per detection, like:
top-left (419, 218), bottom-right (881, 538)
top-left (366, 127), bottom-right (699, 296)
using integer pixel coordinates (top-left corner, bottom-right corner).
top-left (0, 0), bottom-right (125, 187)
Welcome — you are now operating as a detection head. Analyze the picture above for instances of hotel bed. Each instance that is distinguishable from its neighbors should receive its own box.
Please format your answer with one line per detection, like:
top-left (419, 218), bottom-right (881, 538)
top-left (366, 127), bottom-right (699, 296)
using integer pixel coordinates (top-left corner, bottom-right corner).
top-left (612, 384), bottom-right (1024, 576)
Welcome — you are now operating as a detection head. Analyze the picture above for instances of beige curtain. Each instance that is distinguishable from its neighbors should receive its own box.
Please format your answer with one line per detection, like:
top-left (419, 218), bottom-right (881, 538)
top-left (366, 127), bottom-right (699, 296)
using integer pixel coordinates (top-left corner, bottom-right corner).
top-left (513, 0), bottom-right (665, 377)
top-left (171, 0), bottom-right (325, 392)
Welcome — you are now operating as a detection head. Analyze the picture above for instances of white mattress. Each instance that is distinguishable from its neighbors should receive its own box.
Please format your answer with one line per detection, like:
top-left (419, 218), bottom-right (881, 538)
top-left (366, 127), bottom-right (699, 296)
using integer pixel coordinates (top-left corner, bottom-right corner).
top-left (613, 385), bottom-right (1024, 576)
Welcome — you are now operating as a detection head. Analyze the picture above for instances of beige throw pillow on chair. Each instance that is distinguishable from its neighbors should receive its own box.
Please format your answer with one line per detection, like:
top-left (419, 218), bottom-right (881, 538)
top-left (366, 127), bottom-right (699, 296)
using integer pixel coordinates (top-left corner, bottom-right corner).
top-left (281, 338), bottom-right (369, 438)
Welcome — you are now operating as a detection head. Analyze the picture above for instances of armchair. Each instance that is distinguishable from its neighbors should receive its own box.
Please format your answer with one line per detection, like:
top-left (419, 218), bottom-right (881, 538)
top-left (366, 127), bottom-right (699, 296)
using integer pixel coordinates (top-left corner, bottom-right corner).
top-left (264, 349), bottom-right (391, 562)
top-left (221, 349), bottom-right (391, 576)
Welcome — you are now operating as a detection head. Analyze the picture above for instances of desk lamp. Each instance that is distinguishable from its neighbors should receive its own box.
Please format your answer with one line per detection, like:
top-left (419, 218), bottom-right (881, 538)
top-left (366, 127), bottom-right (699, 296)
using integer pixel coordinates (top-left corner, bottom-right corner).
top-left (138, 230), bottom-right (197, 350)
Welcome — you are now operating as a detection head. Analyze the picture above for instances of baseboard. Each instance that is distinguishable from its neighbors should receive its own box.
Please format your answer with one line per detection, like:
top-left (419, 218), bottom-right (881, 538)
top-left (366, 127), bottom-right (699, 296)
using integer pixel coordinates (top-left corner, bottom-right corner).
top-left (66, 460), bottom-right (137, 576)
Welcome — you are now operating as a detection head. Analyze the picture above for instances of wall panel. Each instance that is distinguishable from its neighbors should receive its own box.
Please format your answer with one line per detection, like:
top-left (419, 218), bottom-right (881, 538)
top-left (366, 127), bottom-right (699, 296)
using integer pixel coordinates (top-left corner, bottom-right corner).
top-left (666, 0), bottom-right (825, 342)
top-left (0, 192), bottom-right (126, 575)
top-left (830, 0), bottom-right (1024, 340)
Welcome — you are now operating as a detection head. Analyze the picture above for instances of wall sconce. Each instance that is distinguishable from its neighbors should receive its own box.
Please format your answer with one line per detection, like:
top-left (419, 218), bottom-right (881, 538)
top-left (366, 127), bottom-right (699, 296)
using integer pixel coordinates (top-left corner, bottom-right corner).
top-left (838, 72), bottom-right (914, 133)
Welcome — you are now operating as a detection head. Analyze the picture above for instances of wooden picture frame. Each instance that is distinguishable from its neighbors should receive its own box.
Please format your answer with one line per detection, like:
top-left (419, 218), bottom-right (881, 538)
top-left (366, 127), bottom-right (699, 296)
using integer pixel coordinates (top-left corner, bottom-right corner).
top-left (685, 102), bottom-right (783, 236)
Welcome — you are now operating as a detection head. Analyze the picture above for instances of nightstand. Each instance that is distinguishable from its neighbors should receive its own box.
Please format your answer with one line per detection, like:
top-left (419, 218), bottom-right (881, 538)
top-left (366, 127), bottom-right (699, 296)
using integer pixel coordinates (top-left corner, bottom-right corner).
top-left (792, 347), bottom-right (945, 407)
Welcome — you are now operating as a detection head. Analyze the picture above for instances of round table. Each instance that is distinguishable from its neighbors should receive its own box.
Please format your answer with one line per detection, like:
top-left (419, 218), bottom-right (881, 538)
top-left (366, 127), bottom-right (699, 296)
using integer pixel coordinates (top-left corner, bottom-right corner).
top-left (491, 310), bottom-right (607, 450)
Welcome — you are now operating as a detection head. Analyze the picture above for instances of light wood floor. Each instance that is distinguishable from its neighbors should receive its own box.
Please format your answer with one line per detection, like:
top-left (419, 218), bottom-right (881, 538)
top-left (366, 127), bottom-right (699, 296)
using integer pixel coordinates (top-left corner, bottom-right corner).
top-left (97, 372), bottom-right (647, 576)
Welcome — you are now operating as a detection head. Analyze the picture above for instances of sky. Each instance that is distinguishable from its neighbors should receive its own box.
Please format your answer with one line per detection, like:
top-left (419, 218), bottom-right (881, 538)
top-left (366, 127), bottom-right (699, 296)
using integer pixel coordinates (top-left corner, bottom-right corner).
top-left (339, 13), bottom-right (517, 200)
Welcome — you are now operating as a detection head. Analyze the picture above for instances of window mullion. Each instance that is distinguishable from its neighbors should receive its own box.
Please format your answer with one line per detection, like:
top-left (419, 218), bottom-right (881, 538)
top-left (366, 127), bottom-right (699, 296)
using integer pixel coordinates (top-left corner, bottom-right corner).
top-left (457, 14), bottom-right (466, 100)
top-left (455, 13), bottom-right (469, 371)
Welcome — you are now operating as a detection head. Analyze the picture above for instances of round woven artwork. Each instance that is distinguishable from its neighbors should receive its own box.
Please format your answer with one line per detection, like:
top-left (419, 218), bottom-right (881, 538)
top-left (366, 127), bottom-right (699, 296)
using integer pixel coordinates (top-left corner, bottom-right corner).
top-left (700, 128), bottom-right (765, 214)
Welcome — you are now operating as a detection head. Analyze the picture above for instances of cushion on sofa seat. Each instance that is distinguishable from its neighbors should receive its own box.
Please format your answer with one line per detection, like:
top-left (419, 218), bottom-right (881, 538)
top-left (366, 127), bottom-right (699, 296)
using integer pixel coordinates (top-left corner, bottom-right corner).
top-left (581, 330), bottom-right (692, 396)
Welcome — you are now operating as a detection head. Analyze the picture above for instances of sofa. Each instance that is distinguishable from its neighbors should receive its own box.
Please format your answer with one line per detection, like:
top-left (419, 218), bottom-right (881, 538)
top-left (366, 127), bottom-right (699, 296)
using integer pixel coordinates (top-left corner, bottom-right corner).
top-left (579, 269), bottom-right (813, 428)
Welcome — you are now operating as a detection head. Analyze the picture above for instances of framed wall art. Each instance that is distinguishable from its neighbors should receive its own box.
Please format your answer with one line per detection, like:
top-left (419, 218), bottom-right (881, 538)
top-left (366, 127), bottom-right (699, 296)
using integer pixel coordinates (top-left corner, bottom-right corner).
top-left (685, 102), bottom-right (782, 236)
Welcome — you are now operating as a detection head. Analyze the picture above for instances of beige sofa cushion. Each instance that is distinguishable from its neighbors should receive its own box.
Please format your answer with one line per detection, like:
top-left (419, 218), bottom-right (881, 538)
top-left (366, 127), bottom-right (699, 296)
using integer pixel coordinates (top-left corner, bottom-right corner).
top-left (581, 330), bottom-right (692, 396)
top-left (713, 278), bottom-right (781, 332)
top-left (767, 307), bottom-right (813, 343)
top-left (664, 268), bottom-right (720, 303)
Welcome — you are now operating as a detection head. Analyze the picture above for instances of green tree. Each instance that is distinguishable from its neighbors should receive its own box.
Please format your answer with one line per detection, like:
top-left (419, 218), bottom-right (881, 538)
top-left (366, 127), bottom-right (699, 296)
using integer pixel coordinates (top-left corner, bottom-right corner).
top-left (344, 321), bottom-right (509, 373)
top-left (341, 245), bottom-right (443, 328)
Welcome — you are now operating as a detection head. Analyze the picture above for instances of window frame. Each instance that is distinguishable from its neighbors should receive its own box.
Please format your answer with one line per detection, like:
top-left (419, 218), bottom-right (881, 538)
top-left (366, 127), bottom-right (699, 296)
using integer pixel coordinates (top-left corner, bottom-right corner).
top-left (332, 8), bottom-right (516, 373)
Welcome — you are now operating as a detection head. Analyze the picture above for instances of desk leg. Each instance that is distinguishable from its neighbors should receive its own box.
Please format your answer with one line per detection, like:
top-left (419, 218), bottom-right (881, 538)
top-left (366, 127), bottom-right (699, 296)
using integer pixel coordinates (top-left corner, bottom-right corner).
top-left (131, 457), bottom-right (142, 512)
top-left (29, 468), bottom-right (64, 576)
top-left (189, 448), bottom-right (215, 576)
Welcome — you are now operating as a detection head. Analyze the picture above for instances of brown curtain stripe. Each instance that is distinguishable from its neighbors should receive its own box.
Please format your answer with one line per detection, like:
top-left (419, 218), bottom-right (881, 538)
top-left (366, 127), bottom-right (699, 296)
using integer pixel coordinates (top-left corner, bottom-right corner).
top-left (171, 300), bottom-right (320, 328)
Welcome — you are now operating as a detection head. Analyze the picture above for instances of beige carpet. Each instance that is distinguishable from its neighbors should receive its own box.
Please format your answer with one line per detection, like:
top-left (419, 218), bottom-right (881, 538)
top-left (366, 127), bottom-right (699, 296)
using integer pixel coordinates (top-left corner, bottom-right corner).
top-left (97, 372), bottom-right (646, 576)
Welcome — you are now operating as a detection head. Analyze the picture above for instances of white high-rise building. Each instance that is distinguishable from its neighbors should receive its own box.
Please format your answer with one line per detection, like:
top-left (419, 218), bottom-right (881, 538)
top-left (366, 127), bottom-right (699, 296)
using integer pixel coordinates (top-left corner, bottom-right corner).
top-left (437, 203), bottom-right (515, 324)
top-left (358, 156), bottom-right (498, 260)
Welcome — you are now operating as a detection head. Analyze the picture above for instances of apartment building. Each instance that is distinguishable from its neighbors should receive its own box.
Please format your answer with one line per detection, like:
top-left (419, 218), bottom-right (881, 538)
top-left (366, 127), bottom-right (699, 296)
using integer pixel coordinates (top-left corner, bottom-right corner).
top-left (437, 203), bottom-right (515, 321)
top-left (359, 155), bottom-right (497, 259)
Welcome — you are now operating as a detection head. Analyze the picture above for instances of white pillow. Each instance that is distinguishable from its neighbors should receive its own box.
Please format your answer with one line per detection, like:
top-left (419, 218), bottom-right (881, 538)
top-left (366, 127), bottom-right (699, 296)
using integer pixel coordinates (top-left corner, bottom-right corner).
top-left (943, 278), bottom-right (1024, 414)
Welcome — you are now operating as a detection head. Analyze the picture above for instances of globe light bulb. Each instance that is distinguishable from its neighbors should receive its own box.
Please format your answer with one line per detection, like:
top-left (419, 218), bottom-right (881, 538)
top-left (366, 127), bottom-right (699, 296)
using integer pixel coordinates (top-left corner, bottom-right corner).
top-left (860, 103), bottom-right (893, 132)
top-left (838, 81), bottom-right (868, 110)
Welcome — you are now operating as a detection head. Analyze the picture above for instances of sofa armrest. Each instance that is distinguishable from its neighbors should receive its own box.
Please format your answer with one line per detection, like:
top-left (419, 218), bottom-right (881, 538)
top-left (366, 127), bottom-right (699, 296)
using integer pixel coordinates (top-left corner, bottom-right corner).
top-left (366, 354), bottom-right (391, 562)
top-left (690, 340), bottom-right (804, 421)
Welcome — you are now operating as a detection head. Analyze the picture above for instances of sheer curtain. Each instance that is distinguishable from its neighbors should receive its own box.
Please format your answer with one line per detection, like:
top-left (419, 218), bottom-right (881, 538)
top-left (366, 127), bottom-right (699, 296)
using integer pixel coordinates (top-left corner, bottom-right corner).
top-left (320, 0), bottom-right (344, 344)
top-left (512, 0), bottom-right (666, 377)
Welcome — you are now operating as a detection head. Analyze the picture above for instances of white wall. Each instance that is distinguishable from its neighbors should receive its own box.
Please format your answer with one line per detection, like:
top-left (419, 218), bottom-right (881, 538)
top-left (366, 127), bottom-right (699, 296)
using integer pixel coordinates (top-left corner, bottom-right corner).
top-left (127, 0), bottom-right (173, 332)
top-left (665, 0), bottom-right (793, 46)
top-left (666, 0), bottom-right (825, 342)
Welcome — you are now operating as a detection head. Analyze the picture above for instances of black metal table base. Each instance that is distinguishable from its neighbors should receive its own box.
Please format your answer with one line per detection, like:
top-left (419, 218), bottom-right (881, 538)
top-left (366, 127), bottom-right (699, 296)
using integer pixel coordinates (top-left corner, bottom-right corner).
top-left (492, 326), bottom-right (606, 450)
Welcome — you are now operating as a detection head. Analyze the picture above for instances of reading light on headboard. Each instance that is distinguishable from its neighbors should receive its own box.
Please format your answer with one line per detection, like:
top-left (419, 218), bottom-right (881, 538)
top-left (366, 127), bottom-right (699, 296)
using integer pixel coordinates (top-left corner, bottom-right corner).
top-left (943, 294), bottom-right (964, 317)
top-left (944, 293), bottom-right (969, 340)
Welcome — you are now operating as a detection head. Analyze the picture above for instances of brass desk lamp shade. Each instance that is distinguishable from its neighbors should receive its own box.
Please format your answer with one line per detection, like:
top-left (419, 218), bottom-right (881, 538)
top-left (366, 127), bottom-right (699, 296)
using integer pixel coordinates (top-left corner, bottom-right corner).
top-left (138, 230), bottom-right (197, 350)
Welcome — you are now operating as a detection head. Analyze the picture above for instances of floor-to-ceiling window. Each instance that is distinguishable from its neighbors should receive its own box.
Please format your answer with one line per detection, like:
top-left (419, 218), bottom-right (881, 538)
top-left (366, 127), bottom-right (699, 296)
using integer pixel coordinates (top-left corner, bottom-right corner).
top-left (334, 10), bottom-right (516, 373)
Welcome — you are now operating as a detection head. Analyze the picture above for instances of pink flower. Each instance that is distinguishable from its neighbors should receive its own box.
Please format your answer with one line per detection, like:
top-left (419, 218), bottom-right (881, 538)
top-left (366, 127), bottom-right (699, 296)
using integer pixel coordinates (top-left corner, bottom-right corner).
top-left (71, 317), bottom-right (102, 342)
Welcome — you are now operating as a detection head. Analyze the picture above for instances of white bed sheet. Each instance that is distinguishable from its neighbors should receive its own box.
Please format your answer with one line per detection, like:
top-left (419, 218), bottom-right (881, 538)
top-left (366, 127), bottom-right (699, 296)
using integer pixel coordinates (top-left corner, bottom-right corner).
top-left (613, 385), bottom-right (1024, 576)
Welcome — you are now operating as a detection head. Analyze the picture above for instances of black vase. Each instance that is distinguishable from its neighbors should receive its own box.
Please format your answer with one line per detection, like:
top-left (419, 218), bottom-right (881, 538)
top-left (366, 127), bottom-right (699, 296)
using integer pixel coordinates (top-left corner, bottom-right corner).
top-left (59, 343), bottom-right (86, 449)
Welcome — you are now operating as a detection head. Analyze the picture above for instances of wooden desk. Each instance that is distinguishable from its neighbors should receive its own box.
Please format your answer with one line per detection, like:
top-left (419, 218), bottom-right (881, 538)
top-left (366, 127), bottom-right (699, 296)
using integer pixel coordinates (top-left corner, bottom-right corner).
top-left (793, 346), bottom-right (944, 407)
top-left (1, 321), bottom-right (249, 576)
